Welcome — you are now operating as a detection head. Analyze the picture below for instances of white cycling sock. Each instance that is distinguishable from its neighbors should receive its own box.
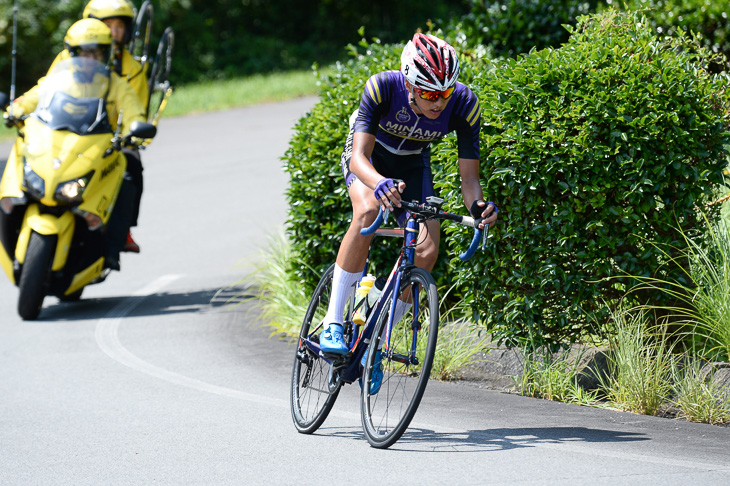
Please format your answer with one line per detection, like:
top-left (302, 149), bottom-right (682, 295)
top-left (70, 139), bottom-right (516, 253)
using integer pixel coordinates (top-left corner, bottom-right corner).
top-left (323, 264), bottom-right (361, 326)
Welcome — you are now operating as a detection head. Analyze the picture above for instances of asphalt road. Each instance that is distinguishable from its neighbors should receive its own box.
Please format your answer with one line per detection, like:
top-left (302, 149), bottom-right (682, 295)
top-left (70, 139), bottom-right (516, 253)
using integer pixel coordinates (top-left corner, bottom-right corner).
top-left (1, 98), bottom-right (730, 485)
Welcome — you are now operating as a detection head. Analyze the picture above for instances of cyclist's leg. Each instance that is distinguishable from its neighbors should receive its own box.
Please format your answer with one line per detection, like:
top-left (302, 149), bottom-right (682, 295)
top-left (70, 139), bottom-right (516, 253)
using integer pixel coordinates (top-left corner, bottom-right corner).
top-left (320, 131), bottom-right (380, 353)
top-left (321, 181), bottom-right (377, 334)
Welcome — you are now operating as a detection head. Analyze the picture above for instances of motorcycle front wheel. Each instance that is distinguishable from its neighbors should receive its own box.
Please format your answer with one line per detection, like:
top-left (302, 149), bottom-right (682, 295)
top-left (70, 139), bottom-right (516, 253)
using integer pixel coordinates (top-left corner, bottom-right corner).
top-left (17, 232), bottom-right (55, 320)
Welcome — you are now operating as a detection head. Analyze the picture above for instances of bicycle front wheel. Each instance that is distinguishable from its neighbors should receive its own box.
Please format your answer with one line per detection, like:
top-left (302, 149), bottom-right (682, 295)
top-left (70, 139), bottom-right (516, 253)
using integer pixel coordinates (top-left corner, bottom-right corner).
top-left (361, 267), bottom-right (439, 448)
top-left (290, 264), bottom-right (340, 434)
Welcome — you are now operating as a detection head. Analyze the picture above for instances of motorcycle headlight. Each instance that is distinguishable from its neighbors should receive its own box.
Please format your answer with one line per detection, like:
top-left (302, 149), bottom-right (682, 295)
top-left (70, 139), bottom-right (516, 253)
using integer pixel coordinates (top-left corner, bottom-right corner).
top-left (22, 158), bottom-right (45, 200)
top-left (55, 173), bottom-right (92, 205)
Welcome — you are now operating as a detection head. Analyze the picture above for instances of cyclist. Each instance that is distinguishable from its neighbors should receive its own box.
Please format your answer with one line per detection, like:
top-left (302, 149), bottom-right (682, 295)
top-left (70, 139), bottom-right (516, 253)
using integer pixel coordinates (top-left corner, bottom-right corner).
top-left (319, 33), bottom-right (498, 356)
top-left (4, 19), bottom-right (146, 271)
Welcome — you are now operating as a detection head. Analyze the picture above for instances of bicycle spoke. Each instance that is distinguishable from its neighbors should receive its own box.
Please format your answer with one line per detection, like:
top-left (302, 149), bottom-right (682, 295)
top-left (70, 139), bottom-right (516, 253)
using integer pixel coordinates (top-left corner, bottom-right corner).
top-left (361, 268), bottom-right (439, 448)
top-left (290, 265), bottom-right (341, 434)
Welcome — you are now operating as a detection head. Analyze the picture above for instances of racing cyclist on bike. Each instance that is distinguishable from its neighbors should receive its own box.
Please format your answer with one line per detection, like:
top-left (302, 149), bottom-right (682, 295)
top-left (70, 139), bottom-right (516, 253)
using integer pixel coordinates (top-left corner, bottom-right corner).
top-left (320, 33), bottom-right (498, 356)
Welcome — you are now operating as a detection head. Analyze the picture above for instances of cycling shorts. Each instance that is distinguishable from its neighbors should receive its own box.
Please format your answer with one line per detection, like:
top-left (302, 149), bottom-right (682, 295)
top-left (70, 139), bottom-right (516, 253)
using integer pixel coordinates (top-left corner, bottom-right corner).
top-left (340, 127), bottom-right (436, 205)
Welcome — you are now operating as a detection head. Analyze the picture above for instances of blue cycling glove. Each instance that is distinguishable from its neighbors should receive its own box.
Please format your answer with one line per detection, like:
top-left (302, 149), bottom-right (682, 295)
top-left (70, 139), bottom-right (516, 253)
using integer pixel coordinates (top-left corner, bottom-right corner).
top-left (374, 178), bottom-right (396, 200)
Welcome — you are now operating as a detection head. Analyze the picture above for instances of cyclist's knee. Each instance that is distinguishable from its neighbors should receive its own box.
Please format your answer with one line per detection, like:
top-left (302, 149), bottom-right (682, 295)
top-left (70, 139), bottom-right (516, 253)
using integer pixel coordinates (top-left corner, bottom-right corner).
top-left (352, 204), bottom-right (380, 229)
top-left (416, 244), bottom-right (439, 269)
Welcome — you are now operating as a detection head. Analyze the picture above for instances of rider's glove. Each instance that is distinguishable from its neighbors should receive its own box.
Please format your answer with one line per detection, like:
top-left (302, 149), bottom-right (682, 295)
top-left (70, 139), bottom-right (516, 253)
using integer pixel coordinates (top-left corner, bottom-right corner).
top-left (4, 105), bottom-right (26, 127)
top-left (374, 178), bottom-right (397, 200)
top-left (470, 200), bottom-right (498, 219)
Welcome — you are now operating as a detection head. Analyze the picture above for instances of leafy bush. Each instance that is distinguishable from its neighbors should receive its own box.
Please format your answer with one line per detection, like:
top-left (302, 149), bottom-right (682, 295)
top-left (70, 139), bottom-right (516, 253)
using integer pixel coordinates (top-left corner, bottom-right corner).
top-left (282, 35), bottom-right (490, 291)
top-left (282, 39), bottom-right (401, 289)
top-left (601, 0), bottom-right (730, 73)
top-left (449, 0), bottom-right (599, 58)
top-left (283, 11), bottom-right (729, 349)
top-left (436, 10), bottom-right (730, 348)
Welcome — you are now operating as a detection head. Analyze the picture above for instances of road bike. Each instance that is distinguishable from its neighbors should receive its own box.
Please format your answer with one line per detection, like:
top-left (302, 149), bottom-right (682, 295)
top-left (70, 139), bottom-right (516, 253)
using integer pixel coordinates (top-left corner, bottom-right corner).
top-left (290, 196), bottom-right (488, 448)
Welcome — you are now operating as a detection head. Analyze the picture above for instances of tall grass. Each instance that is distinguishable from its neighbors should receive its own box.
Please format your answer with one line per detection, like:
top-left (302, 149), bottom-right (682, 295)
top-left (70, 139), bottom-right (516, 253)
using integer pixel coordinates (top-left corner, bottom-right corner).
top-left (626, 215), bottom-right (730, 362)
top-left (231, 232), bottom-right (311, 339)
top-left (671, 359), bottom-right (730, 425)
top-left (515, 348), bottom-right (600, 405)
top-left (431, 287), bottom-right (491, 381)
top-left (600, 308), bottom-right (674, 415)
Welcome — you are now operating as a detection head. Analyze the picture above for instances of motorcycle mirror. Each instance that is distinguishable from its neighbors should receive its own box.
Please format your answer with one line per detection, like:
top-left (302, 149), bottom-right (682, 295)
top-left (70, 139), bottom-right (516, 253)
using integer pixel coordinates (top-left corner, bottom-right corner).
top-left (129, 121), bottom-right (157, 139)
top-left (0, 92), bottom-right (8, 110)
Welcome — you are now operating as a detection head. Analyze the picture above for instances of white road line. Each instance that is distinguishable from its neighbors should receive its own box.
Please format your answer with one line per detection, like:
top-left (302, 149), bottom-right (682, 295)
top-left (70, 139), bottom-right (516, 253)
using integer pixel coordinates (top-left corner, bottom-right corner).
top-left (94, 274), bottom-right (291, 409)
top-left (94, 276), bottom-right (729, 469)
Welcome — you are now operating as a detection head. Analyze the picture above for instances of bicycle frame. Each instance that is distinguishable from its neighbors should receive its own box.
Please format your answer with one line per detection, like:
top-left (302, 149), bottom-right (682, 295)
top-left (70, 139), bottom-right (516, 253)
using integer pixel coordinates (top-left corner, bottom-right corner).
top-left (302, 213), bottom-right (422, 385)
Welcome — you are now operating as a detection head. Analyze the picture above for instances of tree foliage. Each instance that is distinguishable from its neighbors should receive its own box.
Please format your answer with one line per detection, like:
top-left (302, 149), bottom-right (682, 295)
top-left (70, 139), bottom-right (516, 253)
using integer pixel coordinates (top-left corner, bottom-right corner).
top-left (0, 0), bottom-right (469, 93)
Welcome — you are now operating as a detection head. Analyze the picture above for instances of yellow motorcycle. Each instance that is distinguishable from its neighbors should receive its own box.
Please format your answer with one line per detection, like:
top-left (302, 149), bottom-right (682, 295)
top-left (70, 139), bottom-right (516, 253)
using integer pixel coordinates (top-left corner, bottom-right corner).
top-left (0, 58), bottom-right (156, 320)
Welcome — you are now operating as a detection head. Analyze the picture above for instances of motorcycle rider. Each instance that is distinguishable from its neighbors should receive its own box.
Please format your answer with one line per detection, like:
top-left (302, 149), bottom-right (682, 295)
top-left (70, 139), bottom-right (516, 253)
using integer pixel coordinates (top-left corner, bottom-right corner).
top-left (21, 1), bottom-right (149, 253)
top-left (4, 18), bottom-right (146, 271)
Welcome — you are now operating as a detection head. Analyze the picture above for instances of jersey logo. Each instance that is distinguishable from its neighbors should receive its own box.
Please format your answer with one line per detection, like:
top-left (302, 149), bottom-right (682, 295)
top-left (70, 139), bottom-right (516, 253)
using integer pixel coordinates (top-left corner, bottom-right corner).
top-left (396, 107), bottom-right (411, 123)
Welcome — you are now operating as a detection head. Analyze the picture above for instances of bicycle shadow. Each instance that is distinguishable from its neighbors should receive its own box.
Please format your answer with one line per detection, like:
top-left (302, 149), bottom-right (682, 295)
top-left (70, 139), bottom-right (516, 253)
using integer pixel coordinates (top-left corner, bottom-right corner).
top-left (322, 425), bottom-right (648, 452)
top-left (393, 426), bottom-right (649, 452)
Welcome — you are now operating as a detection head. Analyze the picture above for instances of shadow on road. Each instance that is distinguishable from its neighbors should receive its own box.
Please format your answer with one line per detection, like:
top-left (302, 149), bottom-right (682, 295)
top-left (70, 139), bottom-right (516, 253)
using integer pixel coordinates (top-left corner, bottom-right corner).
top-left (321, 425), bottom-right (648, 452)
top-left (21, 285), bottom-right (257, 322)
top-left (395, 426), bottom-right (649, 452)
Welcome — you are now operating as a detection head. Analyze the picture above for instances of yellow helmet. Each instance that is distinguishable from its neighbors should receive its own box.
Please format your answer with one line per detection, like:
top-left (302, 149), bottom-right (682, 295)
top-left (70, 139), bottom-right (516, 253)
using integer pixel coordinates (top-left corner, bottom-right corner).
top-left (64, 18), bottom-right (113, 60)
top-left (83, 0), bottom-right (137, 44)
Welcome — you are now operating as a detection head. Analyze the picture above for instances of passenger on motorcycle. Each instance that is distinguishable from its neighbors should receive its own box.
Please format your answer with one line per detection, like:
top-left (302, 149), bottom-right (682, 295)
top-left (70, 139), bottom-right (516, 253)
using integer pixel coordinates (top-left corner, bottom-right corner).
top-left (21, 0), bottom-right (148, 253)
top-left (84, 0), bottom-right (148, 253)
top-left (4, 18), bottom-right (146, 271)
top-left (319, 33), bottom-right (499, 355)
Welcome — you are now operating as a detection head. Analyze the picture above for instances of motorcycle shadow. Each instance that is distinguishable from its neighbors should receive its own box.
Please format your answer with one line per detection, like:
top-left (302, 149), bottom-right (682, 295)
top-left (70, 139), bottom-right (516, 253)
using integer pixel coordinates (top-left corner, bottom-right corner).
top-left (36, 287), bottom-right (224, 322)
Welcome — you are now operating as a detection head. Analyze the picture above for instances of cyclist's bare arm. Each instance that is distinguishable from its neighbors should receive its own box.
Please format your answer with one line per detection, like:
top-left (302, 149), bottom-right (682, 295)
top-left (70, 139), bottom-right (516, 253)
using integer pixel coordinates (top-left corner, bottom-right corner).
top-left (458, 157), bottom-right (497, 229)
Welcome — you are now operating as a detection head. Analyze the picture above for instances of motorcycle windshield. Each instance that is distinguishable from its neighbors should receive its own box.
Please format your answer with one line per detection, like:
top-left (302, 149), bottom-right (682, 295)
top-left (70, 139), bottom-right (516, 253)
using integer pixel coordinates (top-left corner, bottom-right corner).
top-left (33, 58), bottom-right (113, 135)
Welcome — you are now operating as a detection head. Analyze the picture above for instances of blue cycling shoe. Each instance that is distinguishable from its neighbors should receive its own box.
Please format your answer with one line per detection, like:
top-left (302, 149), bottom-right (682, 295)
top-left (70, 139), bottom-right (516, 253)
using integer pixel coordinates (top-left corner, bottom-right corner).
top-left (360, 349), bottom-right (384, 395)
top-left (319, 323), bottom-right (349, 355)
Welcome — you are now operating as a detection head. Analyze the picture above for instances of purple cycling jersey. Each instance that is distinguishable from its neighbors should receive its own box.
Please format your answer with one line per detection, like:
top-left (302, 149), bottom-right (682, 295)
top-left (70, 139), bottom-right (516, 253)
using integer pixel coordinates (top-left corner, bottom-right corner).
top-left (352, 70), bottom-right (481, 159)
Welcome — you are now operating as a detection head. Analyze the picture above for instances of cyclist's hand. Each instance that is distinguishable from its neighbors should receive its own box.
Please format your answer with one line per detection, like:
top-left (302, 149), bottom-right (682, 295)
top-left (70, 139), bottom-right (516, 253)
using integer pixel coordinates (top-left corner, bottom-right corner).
top-left (374, 178), bottom-right (405, 211)
top-left (470, 199), bottom-right (499, 229)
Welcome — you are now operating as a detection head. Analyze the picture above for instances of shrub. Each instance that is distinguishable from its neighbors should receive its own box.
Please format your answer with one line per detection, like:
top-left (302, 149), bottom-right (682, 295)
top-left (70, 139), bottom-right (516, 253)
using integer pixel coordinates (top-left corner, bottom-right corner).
top-left (601, 0), bottom-right (730, 73)
top-left (449, 0), bottom-right (599, 58)
top-left (282, 38), bottom-right (405, 290)
top-left (282, 35), bottom-right (487, 290)
top-left (436, 10), bottom-right (730, 348)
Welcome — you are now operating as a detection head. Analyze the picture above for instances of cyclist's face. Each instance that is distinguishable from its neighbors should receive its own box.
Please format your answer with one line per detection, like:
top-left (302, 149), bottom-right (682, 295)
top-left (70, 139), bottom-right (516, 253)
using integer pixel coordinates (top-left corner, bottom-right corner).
top-left (103, 18), bottom-right (126, 46)
top-left (407, 82), bottom-right (450, 120)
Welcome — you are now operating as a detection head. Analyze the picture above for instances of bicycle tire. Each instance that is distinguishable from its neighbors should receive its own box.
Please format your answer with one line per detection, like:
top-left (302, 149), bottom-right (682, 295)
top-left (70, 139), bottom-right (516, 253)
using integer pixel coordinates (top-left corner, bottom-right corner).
top-left (290, 264), bottom-right (341, 434)
top-left (360, 267), bottom-right (439, 448)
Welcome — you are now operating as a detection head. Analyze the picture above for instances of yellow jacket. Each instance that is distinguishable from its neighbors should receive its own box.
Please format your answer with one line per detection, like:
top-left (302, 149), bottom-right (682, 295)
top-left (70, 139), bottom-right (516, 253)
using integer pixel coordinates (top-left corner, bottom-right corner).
top-left (45, 49), bottom-right (150, 112)
top-left (11, 60), bottom-right (145, 134)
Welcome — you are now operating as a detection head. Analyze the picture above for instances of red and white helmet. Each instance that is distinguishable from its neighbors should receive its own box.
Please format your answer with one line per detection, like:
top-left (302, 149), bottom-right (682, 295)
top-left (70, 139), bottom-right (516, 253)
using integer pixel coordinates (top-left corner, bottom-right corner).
top-left (400, 33), bottom-right (460, 91)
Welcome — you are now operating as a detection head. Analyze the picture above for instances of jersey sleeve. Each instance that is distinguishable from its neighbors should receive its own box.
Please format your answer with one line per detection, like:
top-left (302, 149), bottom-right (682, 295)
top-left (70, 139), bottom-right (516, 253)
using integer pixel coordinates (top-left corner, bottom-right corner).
top-left (121, 50), bottom-right (150, 113)
top-left (450, 86), bottom-right (481, 160)
top-left (352, 71), bottom-right (392, 135)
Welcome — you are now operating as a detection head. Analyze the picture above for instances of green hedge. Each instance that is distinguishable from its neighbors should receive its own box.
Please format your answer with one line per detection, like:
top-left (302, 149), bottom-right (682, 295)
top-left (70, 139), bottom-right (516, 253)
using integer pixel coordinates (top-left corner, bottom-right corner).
top-left (282, 39), bottom-right (413, 290)
top-left (450, 0), bottom-right (600, 58)
top-left (283, 11), bottom-right (730, 350)
top-left (445, 10), bottom-right (729, 348)
top-left (599, 0), bottom-right (730, 72)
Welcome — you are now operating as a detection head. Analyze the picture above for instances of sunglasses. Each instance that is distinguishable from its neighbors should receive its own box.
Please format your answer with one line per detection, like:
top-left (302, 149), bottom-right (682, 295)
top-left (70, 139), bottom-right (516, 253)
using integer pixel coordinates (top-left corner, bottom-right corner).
top-left (413, 86), bottom-right (455, 102)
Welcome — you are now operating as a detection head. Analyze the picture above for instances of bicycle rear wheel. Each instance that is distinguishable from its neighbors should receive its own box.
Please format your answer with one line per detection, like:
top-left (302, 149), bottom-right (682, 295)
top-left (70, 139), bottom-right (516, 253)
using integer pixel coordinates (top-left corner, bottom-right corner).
top-left (290, 264), bottom-right (341, 434)
top-left (361, 267), bottom-right (439, 448)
